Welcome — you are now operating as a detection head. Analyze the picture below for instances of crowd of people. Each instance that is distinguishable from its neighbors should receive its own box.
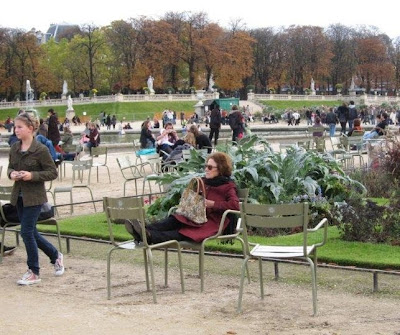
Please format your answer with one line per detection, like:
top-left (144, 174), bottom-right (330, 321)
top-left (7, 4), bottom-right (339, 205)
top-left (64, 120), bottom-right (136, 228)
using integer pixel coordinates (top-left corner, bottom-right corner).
top-left (1, 100), bottom-right (397, 287)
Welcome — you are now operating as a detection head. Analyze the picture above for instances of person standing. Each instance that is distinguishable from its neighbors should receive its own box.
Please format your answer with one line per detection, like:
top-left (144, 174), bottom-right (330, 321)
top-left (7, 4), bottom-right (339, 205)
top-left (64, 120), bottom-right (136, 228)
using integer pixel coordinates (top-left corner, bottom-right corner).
top-left (47, 108), bottom-right (61, 147)
top-left (8, 112), bottom-right (64, 285)
top-left (325, 107), bottom-right (338, 137)
top-left (111, 115), bottom-right (117, 130)
top-left (348, 101), bottom-right (358, 130)
top-left (209, 105), bottom-right (222, 146)
top-left (336, 102), bottom-right (349, 134)
top-left (229, 105), bottom-right (244, 142)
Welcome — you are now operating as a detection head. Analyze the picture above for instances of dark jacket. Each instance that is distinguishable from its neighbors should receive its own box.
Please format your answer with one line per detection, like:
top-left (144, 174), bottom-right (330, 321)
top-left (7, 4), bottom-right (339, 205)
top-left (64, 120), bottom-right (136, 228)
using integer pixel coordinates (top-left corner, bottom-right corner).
top-left (210, 108), bottom-right (221, 129)
top-left (337, 105), bottom-right (349, 122)
top-left (325, 111), bottom-right (338, 124)
top-left (47, 114), bottom-right (61, 145)
top-left (140, 127), bottom-right (155, 148)
top-left (195, 133), bottom-right (212, 153)
top-left (8, 140), bottom-right (57, 206)
top-left (174, 179), bottom-right (239, 242)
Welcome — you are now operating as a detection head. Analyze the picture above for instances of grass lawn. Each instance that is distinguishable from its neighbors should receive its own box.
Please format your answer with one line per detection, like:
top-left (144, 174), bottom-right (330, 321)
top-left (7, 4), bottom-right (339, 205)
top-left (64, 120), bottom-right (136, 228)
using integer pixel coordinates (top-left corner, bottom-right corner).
top-left (259, 100), bottom-right (342, 110)
top-left (36, 213), bottom-right (400, 271)
top-left (0, 101), bottom-right (197, 122)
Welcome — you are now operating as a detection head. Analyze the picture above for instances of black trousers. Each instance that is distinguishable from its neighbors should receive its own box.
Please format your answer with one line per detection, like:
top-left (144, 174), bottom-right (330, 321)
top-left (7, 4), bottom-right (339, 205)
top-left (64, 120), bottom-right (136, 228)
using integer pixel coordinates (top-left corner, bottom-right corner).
top-left (209, 127), bottom-right (220, 145)
top-left (147, 215), bottom-right (191, 244)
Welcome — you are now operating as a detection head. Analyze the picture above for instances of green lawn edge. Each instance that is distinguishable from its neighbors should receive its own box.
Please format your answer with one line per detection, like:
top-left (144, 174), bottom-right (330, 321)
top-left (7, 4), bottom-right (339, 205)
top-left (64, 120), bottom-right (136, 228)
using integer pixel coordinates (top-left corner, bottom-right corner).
top-left (36, 213), bottom-right (400, 271)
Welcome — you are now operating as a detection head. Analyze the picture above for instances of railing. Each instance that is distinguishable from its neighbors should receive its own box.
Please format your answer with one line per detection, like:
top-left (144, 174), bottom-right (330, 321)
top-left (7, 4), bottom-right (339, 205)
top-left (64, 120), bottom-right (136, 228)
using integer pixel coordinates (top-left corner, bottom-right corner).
top-left (0, 92), bottom-right (217, 110)
top-left (250, 93), bottom-right (400, 104)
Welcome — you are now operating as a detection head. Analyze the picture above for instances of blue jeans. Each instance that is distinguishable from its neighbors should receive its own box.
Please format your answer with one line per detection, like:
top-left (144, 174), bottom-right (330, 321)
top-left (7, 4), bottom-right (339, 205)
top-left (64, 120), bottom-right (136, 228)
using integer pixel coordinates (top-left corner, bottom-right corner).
top-left (348, 120), bottom-right (354, 130)
top-left (363, 130), bottom-right (378, 141)
top-left (328, 123), bottom-right (336, 137)
top-left (17, 197), bottom-right (58, 275)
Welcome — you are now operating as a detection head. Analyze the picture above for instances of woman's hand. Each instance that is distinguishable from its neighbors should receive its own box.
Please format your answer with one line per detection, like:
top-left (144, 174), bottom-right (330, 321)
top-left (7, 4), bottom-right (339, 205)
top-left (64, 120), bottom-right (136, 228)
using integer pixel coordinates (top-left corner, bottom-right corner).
top-left (17, 171), bottom-right (32, 181)
top-left (205, 199), bottom-right (214, 208)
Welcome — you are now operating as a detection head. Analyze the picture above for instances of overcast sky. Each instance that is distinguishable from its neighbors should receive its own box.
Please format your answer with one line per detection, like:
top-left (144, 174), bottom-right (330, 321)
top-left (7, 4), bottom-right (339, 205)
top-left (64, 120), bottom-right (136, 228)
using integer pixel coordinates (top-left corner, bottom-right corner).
top-left (3, 0), bottom-right (400, 39)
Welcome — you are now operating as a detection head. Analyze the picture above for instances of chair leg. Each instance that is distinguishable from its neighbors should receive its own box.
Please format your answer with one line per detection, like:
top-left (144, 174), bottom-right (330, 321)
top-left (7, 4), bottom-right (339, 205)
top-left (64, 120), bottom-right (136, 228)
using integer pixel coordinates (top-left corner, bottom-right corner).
top-left (307, 257), bottom-right (318, 316)
top-left (142, 249), bottom-right (150, 291)
top-left (237, 255), bottom-right (251, 313)
top-left (175, 243), bottom-right (185, 294)
top-left (164, 248), bottom-right (169, 287)
top-left (55, 222), bottom-right (62, 253)
top-left (105, 166), bottom-right (111, 183)
top-left (258, 257), bottom-right (264, 299)
top-left (236, 237), bottom-right (250, 283)
top-left (199, 246), bottom-right (205, 293)
top-left (146, 249), bottom-right (158, 303)
top-left (107, 248), bottom-right (114, 299)
top-left (85, 187), bottom-right (97, 212)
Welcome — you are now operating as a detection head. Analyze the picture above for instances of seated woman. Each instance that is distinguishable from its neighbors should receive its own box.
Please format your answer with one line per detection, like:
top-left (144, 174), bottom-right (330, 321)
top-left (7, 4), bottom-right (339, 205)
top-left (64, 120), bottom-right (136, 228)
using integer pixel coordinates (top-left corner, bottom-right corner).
top-left (125, 152), bottom-right (240, 244)
top-left (85, 122), bottom-right (100, 150)
top-left (347, 118), bottom-right (363, 136)
top-left (164, 132), bottom-right (197, 164)
top-left (188, 125), bottom-right (212, 153)
top-left (140, 120), bottom-right (155, 149)
top-left (156, 122), bottom-right (178, 156)
top-left (312, 116), bottom-right (324, 137)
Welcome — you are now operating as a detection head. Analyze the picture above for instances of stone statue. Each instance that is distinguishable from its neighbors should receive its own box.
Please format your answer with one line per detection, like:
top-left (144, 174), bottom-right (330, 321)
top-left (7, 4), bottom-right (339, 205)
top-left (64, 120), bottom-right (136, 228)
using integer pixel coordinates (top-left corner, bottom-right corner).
top-left (62, 80), bottom-right (68, 95)
top-left (350, 77), bottom-right (355, 90)
top-left (147, 76), bottom-right (155, 94)
top-left (208, 74), bottom-right (215, 92)
top-left (67, 95), bottom-right (73, 110)
top-left (310, 78), bottom-right (315, 91)
top-left (26, 80), bottom-right (34, 104)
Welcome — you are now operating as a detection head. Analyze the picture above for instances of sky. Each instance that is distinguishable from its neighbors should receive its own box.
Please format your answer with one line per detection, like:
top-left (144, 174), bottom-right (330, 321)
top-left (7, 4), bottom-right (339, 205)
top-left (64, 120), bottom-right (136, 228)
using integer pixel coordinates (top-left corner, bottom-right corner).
top-left (2, 0), bottom-right (400, 39)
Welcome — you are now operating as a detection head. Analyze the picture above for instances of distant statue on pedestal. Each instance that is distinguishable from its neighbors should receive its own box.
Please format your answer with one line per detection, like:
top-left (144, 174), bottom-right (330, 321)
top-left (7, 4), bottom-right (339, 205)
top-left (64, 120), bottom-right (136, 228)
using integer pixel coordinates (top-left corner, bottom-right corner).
top-left (208, 74), bottom-right (215, 92)
top-left (349, 76), bottom-right (356, 96)
top-left (147, 76), bottom-right (155, 94)
top-left (66, 94), bottom-right (75, 120)
top-left (310, 78), bottom-right (316, 95)
top-left (67, 95), bottom-right (73, 110)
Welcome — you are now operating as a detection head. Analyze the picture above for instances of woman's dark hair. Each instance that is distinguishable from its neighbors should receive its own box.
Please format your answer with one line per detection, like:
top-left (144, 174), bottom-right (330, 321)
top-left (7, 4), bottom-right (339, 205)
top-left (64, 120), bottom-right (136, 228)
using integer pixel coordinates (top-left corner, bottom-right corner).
top-left (188, 125), bottom-right (200, 137)
top-left (48, 108), bottom-right (55, 115)
top-left (207, 152), bottom-right (233, 177)
top-left (164, 122), bottom-right (173, 129)
top-left (142, 120), bottom-right (151, 129)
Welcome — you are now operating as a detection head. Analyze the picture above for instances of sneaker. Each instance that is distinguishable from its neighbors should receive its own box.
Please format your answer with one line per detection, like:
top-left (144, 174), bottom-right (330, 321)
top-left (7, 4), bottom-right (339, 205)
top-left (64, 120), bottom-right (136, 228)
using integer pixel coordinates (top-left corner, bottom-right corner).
top-left (3, 245), bottom-right (17, 256)
top-left (17, 269), bottom-right (41, 285)
top-left (54, 252), bottom-right (65, 276)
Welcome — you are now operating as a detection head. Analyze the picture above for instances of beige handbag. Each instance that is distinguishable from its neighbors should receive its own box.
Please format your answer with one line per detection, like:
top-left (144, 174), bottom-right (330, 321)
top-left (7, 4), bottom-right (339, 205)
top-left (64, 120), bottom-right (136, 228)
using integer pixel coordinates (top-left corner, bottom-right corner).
top-left (175, 177), bottom-right (207, 225)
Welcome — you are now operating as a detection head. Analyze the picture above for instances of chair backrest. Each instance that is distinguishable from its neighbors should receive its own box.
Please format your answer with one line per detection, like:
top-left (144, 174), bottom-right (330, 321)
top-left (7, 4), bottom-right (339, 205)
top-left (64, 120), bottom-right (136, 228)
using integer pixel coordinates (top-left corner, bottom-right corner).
top-left (103, 196), bottom-right (146, 245)
top-left (313, 137), bottom-right (326, 152)
top-left (91, 146), bottom-right (108, 164)
top-left (351, 130), bottom-right (365, 137)
top-left (240, 202), bottom-right (309, 255)
top-left (182, 149), bottom-right (192, 161)
top-left (71, 158), bottom-right (92, 184)
top-left (63, 144), bottom-right (81, 154)
top-left (117, 156), bottom-right (144, 179)
top-left (0, 185), bottom-right (12, 202)
top-left (307, 126), bottom-right (326, 137)
top-left (139, 153), bottom-right (162, 174)
top-left (133, 139), bottom-right (141, 151)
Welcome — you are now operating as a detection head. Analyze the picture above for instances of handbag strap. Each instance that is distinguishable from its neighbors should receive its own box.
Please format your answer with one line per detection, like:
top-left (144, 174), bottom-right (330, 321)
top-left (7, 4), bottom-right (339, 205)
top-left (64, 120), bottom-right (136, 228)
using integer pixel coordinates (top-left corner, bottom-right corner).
top-left (195, 177), bottom-right (206, 197)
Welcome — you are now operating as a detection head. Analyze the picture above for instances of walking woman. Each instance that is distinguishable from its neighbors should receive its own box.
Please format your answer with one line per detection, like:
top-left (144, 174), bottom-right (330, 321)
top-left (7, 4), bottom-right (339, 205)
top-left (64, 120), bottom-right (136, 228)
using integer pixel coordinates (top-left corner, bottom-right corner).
top-left (8, 112), bottom-right (64, 285)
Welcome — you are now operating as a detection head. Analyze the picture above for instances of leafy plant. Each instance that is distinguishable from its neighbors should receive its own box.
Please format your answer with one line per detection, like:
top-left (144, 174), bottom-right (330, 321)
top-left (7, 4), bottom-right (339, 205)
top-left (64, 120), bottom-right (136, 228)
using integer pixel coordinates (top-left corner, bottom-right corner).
top-left (147, 134), bottom-right (365, 219)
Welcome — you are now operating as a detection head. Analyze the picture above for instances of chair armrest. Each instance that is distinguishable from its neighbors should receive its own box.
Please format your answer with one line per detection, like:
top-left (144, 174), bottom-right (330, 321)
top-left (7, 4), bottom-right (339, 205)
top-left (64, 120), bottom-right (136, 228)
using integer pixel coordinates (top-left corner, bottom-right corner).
top-left (214, 209), bottom-right (240, 237)
top-left (307, 217), bottom-right (328, 248)
top-left (168, 206), bottom-right (178, 216)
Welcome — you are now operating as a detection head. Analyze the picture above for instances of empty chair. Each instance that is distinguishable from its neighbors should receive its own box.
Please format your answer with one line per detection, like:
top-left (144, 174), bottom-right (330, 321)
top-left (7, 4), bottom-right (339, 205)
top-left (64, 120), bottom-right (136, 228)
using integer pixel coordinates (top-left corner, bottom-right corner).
top-left (54, 158), bottom-right (96, 214)
top-left (104, 196), bottom-right (185, 302)
top-left (237, 202), bottom-right (328, 315)
top-left (90, 146), bottom-right (111, 183)
top-left (117, 156), bottom-right (150, 196)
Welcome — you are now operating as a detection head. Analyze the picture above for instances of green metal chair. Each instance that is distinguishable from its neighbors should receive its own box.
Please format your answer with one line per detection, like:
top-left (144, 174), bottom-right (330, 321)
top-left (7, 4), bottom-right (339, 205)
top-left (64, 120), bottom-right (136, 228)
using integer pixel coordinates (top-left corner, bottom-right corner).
top-left (104, 196), bottom-right (185, 302)
top-left (237, 202), bottom-right (328, 315)
top-left (168, 188), bottom-right (250, 292)
top-left (90, 146), bottom-right (111, 183)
